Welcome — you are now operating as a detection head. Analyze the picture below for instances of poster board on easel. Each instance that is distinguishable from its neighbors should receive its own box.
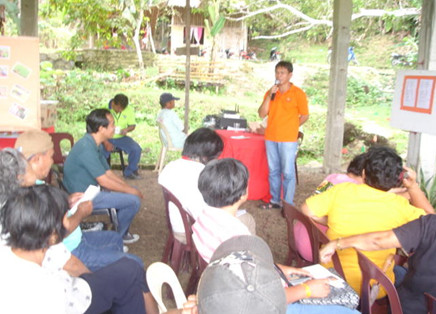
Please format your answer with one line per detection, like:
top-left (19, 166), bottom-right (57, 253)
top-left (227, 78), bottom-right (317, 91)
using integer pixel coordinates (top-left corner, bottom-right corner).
top-left (0, 36), bottom-right (40, 131)
top-left (391, 70), bottom-right (436, 135)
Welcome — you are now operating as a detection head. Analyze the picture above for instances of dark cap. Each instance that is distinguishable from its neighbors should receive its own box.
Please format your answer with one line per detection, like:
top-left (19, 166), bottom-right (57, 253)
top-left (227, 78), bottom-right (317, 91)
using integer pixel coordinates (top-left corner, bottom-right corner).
top-left (159, 93), bottom-right (180, 106)
top-left (197, 235), bottom-right (287, 314)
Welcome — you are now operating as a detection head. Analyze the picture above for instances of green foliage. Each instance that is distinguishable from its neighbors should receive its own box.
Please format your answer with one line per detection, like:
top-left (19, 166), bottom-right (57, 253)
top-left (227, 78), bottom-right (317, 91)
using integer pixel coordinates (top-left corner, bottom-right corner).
top-left (419, 169), bottom-right (436, 209)
top-left (0, 0), bottom-right (20, 32)
top-left (303, 68), bottom-right (393, 109)
top-left (210, 15), bottom-right (226, 37)
top-left (346, 76), bottom-right (392, 108)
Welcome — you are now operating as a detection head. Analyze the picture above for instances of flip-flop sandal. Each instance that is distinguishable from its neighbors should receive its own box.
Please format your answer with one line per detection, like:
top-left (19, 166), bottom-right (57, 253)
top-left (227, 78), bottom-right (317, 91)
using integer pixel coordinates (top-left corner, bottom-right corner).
top-left (259, 202), bottom-right (282, 210)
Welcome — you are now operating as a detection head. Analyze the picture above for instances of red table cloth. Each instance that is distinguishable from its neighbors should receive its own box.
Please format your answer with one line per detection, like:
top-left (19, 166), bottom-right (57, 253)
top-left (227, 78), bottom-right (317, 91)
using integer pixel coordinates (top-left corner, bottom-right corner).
top-left (216, 129), bottom-right (271, 202)
top-left (0, 126), bottom-right (55, 149)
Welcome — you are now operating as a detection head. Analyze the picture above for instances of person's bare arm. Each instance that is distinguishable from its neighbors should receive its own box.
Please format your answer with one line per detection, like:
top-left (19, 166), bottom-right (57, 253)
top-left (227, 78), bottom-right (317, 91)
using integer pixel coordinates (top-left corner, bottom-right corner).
top-left (103, 140), bottom-right (114, 152)
top-left (301, 202), bottom-right (328, 226)
top-left (319, 230), bottom-right (401, 264)
top-left (299, 114), bottom-right (309, 126)
top-left (63, 255), bottom-right (91, 277)
top-left (96, 172), bottom-right (143, 198)
top-left (106, 169), bottom-right (128, 185)
top-left (121, 125), bottom-right (136, 135)
top-left (258, 85), bottom-right (278, 118)
top-left (402, 166), bottom-right (434, 214)
top-left (284, 279), bottom-right (331, 303)
top-left (62, 201), bottom-right (93, 236)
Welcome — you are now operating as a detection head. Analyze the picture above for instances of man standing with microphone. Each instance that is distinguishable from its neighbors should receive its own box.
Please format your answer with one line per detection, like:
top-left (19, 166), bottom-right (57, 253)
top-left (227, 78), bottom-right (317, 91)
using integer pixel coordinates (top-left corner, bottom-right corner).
top-left (258, 61), bottom-right (309, 209)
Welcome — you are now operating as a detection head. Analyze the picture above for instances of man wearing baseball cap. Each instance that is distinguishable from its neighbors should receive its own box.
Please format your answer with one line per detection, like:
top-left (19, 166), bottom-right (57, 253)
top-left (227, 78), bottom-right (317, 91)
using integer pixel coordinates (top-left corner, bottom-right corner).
top-left (156, 92), bottom-right (187, 149)
top-left (174, 236), bottom-right (359, 314)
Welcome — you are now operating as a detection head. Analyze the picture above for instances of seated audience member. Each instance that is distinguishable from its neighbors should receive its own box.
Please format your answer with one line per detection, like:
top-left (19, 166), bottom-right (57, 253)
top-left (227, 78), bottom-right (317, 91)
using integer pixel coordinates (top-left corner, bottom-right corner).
top-left (302, 146), bottom-right (434, 296)
top-left (192, 158), bottom-right (253, 263)
top-left (63, 109), bottom-right (142, 245)
top-left (320, 215), bottom-right (436, 314)
top-left (156, 92), bottom-right (187, 149)
top-left (158, 128), bottom-right (255, 242)
top-left (103, 93), bottom-right (143, 180)
top-left (13, 130), bottom-right (143, 271)
top-left (0, 185), bottom-right (158, 314)
top-left (314, 152), bottom-right (366, 194)
top-left (169, 235), bottom-right (358, 314)
top-left (294, 153), bottom-right (367, 261)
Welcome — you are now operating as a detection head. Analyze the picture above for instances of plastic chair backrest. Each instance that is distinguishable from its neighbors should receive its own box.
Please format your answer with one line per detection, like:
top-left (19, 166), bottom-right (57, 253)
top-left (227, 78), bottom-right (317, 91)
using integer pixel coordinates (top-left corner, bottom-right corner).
top-left (282, 202), bottom-right (345, 278)
top-left (282, 201), bottom-right (315, 267)
top-left (310, 219), bottom-right (345, 279)
top-left (356, 248), bottom-right (403, 314)
top-left (146, 262), bottom-right (187, 313)
top-left (161, 186), bottom-right (197, 267)
top-left (157, 120), bottom-right (177, 150)
top-left (49, 132), bottom-right (74, 165)
top-left (425, 292), bottom-right (436, 314)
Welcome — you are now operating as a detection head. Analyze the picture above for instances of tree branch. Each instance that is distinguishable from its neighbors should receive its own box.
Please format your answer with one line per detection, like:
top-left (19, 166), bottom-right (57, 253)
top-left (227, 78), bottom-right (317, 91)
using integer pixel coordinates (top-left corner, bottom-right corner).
top-left (228, 3), bottom-right (420, 40)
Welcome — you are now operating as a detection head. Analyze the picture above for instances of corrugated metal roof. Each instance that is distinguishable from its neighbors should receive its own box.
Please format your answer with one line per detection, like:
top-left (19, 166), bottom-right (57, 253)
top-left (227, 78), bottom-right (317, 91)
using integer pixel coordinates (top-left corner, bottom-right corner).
top-left (167, 0), bottom-right (201, 8)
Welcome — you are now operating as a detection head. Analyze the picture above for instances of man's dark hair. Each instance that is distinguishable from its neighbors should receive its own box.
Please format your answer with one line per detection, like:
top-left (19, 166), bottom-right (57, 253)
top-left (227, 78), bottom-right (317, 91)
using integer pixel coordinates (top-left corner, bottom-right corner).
top-left (364, 146), bottom-right (403, 191)
top-left (275, 60), bottom-right (293, 73)
top-left (86, 108), bottom-right (111, 134)
top-left (1, 185), bottom-right (68, 250)
top-left (113, 93), bottom-right (129, 109)
top-left (198, 158), bottom-right (248, 208)
top-left (182, 128), bottom-right (223, 164)
top-left (346, 153), bottom-right (367, 177)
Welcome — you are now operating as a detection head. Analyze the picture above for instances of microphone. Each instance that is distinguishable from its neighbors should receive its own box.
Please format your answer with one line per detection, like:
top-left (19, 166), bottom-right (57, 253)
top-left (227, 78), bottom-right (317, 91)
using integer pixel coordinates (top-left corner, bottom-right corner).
top-left (271, 79), bottom-right (280, 101)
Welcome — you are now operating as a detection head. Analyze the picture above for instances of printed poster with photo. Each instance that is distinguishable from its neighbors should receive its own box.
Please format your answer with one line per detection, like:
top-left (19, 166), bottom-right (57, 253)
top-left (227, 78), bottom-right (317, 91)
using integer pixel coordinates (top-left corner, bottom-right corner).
top-left (0, 37), bottom-right (40, 131)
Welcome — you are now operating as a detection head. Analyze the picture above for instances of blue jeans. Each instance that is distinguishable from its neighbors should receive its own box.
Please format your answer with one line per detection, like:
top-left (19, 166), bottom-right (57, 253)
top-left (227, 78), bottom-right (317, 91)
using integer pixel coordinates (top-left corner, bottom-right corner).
top-left (82, 258), bottom-right (147, 314)
top-left (92, 191), bottom-right (140, 237)
top-left (105, 136), bottom-right (142, 177)
top-left (287, 303), bottom-right (360, 314)
top-left (72, 231), bottom-right (144, 271)
top-left (265, 140), bottom-right (298, 205)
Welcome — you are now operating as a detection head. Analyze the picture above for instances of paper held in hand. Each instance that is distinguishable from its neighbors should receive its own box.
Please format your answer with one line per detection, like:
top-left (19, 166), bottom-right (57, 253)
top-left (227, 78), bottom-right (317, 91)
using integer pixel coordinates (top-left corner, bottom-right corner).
top-left (69, 185), bottom-right (100, 215)
top-left (303, 264), bottom-right (345, 288)
top-left (289, 264), bottom-right (345, 288)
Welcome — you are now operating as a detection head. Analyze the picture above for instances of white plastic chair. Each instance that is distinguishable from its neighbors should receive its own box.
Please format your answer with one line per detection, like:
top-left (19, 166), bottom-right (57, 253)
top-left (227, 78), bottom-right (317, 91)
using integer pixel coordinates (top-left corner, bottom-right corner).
top-left (154, 121), bottom-right (183, 173)
top-left (146, 262), bottom-right (187, 313)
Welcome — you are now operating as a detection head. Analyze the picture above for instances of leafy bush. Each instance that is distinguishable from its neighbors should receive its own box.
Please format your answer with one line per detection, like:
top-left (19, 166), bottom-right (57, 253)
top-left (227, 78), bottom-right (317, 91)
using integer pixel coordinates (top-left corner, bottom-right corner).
top-left (419, 170), bottom-right (436, 209)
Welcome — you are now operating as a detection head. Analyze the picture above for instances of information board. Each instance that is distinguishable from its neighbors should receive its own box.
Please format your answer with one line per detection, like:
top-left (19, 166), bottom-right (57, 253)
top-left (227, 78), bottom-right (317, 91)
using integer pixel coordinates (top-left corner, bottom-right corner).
top-left (0, 36), bottom-right (40, 131)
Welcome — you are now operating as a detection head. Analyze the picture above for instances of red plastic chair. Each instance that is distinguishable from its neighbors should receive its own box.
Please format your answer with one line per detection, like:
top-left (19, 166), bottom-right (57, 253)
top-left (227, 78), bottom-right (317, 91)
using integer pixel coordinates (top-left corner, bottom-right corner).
top-left (425, 292), bottom-right (436, 314)
top-left (161, 186), bottom-right (203, 294)
top-left (356, 248), bottom-right (403, 314)
top-left (282, 201), bottom-right (345, 278)
top-left (49, 132), bottom-right (74, 166)
top-left (310, 218), bottom-right (345, 279)
top-left (282, 201), bottom-right (315, 267)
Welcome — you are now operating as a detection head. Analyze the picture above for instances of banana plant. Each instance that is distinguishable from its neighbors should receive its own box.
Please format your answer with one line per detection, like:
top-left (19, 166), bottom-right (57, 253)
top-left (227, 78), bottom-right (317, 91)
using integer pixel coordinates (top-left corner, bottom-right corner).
top-left (203, 0), bottom-right (225, 67)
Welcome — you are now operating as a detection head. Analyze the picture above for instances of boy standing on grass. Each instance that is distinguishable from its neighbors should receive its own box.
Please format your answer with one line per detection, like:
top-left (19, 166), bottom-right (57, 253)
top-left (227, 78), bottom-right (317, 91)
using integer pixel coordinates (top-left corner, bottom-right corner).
top-left (103, 93), bottom-right (143, 180)
top-left (156, 92), bottom-right (187, 149)
top-left (192, 158), bottom-right (252, 263)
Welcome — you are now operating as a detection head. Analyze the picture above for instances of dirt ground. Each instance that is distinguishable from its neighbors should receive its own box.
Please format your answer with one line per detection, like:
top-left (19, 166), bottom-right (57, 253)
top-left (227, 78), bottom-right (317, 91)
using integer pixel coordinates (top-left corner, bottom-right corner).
top-left (99, 165), bottom-right (326, 268)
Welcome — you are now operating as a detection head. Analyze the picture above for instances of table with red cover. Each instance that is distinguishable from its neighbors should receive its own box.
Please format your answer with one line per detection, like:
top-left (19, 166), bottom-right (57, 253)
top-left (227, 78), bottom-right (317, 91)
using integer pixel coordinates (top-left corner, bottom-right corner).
top-left (216, 129), bottom-right (271, 202)
top-left (0, 127), bottom-right (55, 149)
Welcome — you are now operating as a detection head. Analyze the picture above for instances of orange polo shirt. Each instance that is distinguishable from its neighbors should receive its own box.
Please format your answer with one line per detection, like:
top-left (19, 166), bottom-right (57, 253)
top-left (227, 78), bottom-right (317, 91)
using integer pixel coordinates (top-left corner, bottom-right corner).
top-left (264, 84), bottom-right (309, 142)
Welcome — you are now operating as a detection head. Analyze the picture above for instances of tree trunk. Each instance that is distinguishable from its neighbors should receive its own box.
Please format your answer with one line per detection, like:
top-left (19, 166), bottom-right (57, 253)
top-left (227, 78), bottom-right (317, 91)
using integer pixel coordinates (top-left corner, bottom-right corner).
top-left (133, 4), bottom-right (145, 69)
top-left (20, 0), bottom-right (38, 36)
top-left (184, 0), bottom-right (191, 133)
